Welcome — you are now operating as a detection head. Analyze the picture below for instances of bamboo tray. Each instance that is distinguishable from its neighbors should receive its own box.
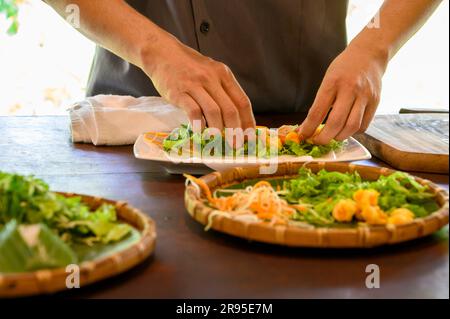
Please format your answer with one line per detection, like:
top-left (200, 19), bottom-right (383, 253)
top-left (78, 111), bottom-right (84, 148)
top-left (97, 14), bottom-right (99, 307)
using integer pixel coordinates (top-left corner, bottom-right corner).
top-left (184, 162), bottom-right (449, 248)
top-left (0, 193), bottom-right (156, 298)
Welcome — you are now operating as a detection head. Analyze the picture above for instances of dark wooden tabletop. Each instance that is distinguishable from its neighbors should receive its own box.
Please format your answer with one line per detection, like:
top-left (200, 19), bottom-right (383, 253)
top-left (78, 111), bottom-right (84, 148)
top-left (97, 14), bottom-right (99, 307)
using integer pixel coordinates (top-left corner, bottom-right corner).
top-left (0, 115), bottom-right (448, 299)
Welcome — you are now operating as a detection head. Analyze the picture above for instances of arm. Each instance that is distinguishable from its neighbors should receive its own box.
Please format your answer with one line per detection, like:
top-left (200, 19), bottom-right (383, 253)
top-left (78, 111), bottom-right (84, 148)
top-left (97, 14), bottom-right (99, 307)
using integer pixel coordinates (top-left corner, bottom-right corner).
top-left (44, 0), bottom-right (255, 130)
top-left (299, 0), bottom-right (443, 144)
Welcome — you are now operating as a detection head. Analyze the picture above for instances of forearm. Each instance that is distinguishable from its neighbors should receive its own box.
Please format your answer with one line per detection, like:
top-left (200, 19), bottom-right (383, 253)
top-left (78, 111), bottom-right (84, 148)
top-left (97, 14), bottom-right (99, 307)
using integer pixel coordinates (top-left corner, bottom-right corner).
top-left (44, 0), bottom-right (177, 71)
top-left (301, 0), bottom-right (442, 142)
top-left (44, 0), bottom-right (255, 130)
top-left (349, 0), bottom-right (442, 67)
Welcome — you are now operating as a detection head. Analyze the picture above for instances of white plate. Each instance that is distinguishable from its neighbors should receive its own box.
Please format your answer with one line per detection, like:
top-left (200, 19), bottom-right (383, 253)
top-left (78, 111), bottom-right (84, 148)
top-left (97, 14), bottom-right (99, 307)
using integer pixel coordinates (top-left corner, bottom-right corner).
top-left (134, 134), bottom-right (371, 174)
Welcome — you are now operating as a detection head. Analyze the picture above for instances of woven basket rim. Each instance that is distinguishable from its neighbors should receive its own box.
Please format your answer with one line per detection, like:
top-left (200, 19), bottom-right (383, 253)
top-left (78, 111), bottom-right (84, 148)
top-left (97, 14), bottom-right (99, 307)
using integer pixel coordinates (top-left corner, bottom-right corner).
top-left (184, 162), bottom-right (449, 248)
top-left (0, 192), bottom-right (156, 297)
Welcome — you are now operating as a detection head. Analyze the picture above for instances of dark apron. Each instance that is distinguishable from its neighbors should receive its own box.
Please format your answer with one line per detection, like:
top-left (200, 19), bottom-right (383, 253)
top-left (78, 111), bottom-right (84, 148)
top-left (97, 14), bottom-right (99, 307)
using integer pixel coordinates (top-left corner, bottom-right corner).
top-left (86, 0), bottom-right (348, 113)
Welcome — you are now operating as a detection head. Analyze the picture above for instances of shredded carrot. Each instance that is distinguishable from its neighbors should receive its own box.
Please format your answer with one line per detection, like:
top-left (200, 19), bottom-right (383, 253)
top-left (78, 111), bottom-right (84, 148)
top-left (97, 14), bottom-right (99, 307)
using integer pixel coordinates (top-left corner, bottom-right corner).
top-left (145, 139), bottom-right (163, 147)
top-left (257, 212), bottom-right (274, 220)
top-left (184, 174), bottom-right (215, 203)
top-left (145, 131), bottom-right (169, 137)
top-left (185, 175), bottom-right (303, 226)
top-left (253, 181), bottom-right (272, 189)
top-left (144, 132), bottom-right (169, 141)
top-left (292, 204), bottom-right (307, 212)
top-left (144, 133), bottom-right (165, 146)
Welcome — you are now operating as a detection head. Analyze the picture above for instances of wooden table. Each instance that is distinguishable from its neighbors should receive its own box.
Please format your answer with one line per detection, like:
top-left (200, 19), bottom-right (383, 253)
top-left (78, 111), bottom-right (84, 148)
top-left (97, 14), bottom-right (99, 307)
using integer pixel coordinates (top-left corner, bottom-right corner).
top-left (0, 115), bottom-right (448, 299)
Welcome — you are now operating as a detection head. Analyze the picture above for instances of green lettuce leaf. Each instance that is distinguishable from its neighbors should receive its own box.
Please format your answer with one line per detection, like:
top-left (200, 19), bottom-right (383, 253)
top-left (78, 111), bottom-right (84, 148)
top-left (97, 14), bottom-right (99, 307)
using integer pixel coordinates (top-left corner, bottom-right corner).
top-left (284, 168), bottom-right (439, 226)
top-left (0, 220), bottom-right (78, 273)
top-left (0, 172), bottom-right (132, 246)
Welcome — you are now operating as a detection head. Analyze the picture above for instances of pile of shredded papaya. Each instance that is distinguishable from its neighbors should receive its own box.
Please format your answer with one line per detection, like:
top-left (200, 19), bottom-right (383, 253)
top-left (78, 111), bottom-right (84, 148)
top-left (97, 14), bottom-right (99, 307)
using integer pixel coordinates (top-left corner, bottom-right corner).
top-left (185, 175), bottom-right (300, 226)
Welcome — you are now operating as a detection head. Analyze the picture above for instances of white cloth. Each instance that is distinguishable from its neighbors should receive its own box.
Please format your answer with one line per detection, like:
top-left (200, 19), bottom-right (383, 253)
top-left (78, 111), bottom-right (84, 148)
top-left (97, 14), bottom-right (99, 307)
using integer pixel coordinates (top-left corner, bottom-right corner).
top-left (68, 95), bottom-right (188, 145)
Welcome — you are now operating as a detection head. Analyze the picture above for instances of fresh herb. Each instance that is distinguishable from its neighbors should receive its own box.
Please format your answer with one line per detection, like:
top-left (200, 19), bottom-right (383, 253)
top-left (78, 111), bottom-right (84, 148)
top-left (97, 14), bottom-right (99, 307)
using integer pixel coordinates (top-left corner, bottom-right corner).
top-left (0, 0), bottom-right (20, 35)
top-left (279, 139), bottom-right (343, 158)
top-left (283, 168), bottom-right (438, 226)
top-left (0, 172), bottom-right (132, 246)
top-left (163, 124), bottom-right (342, 158)
top-left (0, 220), bottom-right (78, 273)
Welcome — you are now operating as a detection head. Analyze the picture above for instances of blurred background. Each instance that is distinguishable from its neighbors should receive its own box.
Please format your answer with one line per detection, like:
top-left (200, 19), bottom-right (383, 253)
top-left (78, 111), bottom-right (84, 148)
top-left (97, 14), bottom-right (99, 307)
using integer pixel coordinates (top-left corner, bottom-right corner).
top-left (0, 0), bottom-right (448, 115)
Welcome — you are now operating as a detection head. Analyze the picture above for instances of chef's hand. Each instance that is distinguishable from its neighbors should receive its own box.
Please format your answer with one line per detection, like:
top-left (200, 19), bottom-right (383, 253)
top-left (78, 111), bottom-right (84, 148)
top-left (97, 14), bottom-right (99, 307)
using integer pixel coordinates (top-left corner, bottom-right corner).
top-left (142, 38), bottom-right (256, 131)
top-left (299, 44), bottom-right (387, 144)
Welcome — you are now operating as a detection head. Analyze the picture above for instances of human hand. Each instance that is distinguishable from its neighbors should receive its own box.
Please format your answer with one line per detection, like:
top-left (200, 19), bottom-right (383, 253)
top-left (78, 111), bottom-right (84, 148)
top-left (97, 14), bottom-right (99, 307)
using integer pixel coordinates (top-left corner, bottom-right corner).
top-left (299, 44), bottom-right (388, 144)
top-left (142, 38), bottom-right (255, 131)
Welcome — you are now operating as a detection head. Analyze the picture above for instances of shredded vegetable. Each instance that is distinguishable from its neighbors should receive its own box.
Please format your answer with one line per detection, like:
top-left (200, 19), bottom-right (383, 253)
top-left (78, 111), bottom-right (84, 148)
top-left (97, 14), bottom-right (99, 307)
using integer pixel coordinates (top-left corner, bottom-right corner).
top-left (185, 174), bottom-right (300, 228)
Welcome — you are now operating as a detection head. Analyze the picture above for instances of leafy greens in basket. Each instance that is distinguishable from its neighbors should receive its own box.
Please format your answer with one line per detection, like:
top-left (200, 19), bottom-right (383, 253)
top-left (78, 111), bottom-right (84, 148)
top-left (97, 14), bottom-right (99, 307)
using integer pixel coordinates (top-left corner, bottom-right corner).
top-left (0, 172), bottom-right (136, 273)
top-left (150, 124), bottom-right (343, 158)
top-left (185, 168), bottom-right (440, 229)
top-left (0, 221), bottom-right (77, 273)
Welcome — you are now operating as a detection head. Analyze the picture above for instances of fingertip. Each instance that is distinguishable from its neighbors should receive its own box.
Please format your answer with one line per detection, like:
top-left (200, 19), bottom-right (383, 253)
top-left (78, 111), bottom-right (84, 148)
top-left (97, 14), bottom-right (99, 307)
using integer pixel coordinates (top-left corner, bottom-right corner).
top-left (243, 121), bottom-right (256, 131)
top-left (312, 138), bottom-right (328, 145)
top-left (334, 135), bottom-right (347, 142)
top-left (238, 109), bottom-right (256, 131)
top-left (298, 123), bottom-right (314, 139)
top-left (311, 132), bottom-right (331, 145)
top-left (333, 130), bottom-right (349, 142)
top-left (201, 116), bottom-right (206, 130)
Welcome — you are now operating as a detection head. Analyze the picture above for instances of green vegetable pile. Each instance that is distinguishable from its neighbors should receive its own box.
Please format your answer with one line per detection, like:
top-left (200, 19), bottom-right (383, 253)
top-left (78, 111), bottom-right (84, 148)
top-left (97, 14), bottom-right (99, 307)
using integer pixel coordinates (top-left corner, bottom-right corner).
top-left (0, 221), bottom-right (77, 272)
top-left (162, 124), bottom-right (342, 158)
top-left (283, 168), bottom-right (439, 226)
top-left (0, 172), bottom-right (135, 273)
top-left (0, 0), bottom-right (20, 35)
top-left (0, 172), bottom-right (132, 245)
top-left (279, 139), bottom-right (342, 158)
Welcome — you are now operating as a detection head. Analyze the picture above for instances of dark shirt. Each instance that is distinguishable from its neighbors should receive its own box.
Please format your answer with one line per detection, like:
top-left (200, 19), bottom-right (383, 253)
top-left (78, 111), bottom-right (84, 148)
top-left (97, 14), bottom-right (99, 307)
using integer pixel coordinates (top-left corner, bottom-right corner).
top-left (87, 0), bottom-right (348, 113)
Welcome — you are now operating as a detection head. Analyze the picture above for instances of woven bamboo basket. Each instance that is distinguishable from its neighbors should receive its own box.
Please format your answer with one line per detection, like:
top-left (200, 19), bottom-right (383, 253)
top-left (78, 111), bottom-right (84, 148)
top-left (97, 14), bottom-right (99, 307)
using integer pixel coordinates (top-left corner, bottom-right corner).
top-left (184, 162), bottom-right (449, 248)
top-left (0, 193), bottom-right (156, 298)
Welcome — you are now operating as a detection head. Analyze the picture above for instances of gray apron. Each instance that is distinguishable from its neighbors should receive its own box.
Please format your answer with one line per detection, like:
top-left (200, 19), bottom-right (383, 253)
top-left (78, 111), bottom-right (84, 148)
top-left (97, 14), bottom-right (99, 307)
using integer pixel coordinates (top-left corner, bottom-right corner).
top-left (87, 0), bottom-right (348, 113)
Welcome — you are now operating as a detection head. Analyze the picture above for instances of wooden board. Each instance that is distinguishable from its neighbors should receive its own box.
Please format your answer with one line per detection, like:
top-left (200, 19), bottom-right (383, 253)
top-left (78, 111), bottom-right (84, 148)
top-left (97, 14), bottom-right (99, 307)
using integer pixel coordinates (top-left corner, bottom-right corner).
top-left (354, 114), bottom-right (449, 173)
